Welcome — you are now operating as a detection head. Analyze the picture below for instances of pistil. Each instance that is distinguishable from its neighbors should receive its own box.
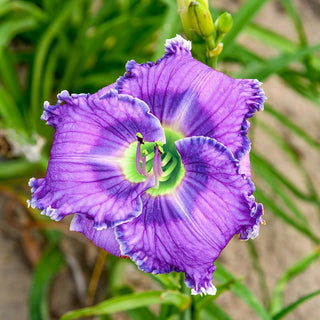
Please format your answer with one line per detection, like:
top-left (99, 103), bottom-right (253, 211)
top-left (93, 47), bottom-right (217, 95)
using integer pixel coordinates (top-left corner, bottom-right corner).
top-left (135, 142), bottom-right (143, 175)
top-left (127, 129), bottom-right (185, 196)
top-left (152, 145), bottom-right (163, 188)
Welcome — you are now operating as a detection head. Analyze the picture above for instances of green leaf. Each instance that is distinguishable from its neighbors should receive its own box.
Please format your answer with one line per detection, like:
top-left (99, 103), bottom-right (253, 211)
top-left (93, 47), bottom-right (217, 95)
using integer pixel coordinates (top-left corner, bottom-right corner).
top-left (158, 304), bottom-right (178, 320)
top-left (273, 289), bottom-right (320, 320)
top-left (29, 241), bottom-right (65, 320)
top-left (149, 272), bottom-right (181, 290)
top-left (193, 278), bottom-right (238, 311)
top-left (152, 0), bottom-right (180, 60)
top-left (0, 17), bottom-right (39, 49)
top-left (254, 188), bottom-right (320, 243)
top-left (201, 303), bottom-right (232, 320)
top-left (30, 0), bottom-right (86, 130)
top-left (264, 105), bottom-right (320, 150)
top-left (0, 0), bottom-right (47, 21)
top-left (246, 241), bottom-right (270, 307)
top-left (0, 159), bottom-right (38, 181)
top-left (245, 23), bottom-right (320, 68)
top-left (245, 23), bottom-right (298, 54)
top-left (221, 0), bottom-right (269, 51)
top-left (0, 85), bottom-right (26, 132)
top-left (42, 44), bottom-right (61, 102)
top-left (0, 47), bottom-right (23, 107)
top-left (224, 40), bottom-right (320, 104)
top-left (235, 43), bottom-right (320, 79)
top-left (255, 120), bottom-right (320, 216)
top-left (223, 42), bottom-right (320, 106)
top-left (255, 155), bottom-right (310, 224)
top-left (269, 247), bottom-right (320, 315)
top-left (214, 263), bottom-right (272, 320)
top-left (280, 0), bottom-right (307, 46)
top-left (60, 291), bottom-right (191, 320)
top-left (126, 308), bottom-right (155, 320)
top-left (280, 70), bottom-right (320, 106)
top-left (110, 285), bottom-right (157, 320)
top-left (252, 152), bottom-right (317, 204)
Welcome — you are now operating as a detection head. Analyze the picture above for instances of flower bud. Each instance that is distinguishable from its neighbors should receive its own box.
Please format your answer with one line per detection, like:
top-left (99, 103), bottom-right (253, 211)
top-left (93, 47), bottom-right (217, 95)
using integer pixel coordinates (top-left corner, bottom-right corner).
top-left (177, 0), bottom-right (214, 42)
top-left (215, 12), bottom-right (233, 36)
top-left (188, 0), bottom-right (215, 40)
top-left (177, 0), bottom-right (196, 41)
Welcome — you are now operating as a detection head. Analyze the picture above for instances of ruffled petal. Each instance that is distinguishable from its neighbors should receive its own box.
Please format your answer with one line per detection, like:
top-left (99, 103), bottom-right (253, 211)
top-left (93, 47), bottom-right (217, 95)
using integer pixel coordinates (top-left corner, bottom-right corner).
top-left (239, 150), bottom-right (251, 177)
top-left (116, 136), bottom-right (263, 293)
top-left (70, 214), bottom-right (121, 257)
top-left (116, 35), bottom-right (265, 161)
top-left (29, 89), bottom-right (165, 228)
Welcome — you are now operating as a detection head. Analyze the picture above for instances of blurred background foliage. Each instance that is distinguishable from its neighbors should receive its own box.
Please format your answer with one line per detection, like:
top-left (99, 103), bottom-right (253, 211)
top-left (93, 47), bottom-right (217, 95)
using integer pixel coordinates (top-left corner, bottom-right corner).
top-left (0, 0), bottom-right (319, 319)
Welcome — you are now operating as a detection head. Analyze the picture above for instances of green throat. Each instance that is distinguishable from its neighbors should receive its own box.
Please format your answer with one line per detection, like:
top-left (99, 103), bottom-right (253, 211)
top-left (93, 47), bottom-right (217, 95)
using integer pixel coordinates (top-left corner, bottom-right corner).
top-left (123, 128), bottom-right (185, 196)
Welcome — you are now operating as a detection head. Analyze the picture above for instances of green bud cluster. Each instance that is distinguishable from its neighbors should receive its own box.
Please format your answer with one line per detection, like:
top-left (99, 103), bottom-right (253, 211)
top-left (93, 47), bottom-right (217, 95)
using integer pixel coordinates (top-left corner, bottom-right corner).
top-left (177, 0), bottom-right (233, 69)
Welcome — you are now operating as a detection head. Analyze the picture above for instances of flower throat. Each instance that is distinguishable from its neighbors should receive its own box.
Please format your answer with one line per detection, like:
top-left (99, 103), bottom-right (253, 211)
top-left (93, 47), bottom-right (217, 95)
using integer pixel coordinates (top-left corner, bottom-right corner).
top-left (123, 128), bottom-right (185, 196)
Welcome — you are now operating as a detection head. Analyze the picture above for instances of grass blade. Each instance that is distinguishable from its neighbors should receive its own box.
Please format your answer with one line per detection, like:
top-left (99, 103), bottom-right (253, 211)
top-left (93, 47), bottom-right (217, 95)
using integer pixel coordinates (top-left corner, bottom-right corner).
top-left (29, 241), bottom-right (65, 320)
top-left (264, 105), bottom-right (320, 150)
top-left (0, 1), bottom-right (47, 21)
top-left (107, 285), bottom-right (157, 320)
top-left (0, 17), bottom-right (39, 50)
top-left (152, 0), bottom-right (180, 60)
top-left (214, 263), bottom-right (272, 320)
top-left (245, 24), bottom-right (297, 53)
top-left (280, 0), bottom-right (307, 46)
top-left (254, 188), bottom-right (320, 243)
top-left (0, 159), bottom-right (38, 181)
top-left (246, 241), bottom-right (270, 307)
top-left (0, 47), bottom-right (23, 107)
top-left (201, 303), bottom-right (233, 320)
top-left (273, 289), bottom-right (320, 320)
top-left (269, 247), bottom-right (320, 314)
top-left (30, 0), bottom-right (86, 130)
top-left (252, 152), bottom-right (317, 204)
top-left (60, 290), bottom-right (191, 320)
top-left (280, 70), bottom-right (320, 106)
top-left (0, 85), bottom-right (26, 133)
top-left (235, 44), bottom-right (320, 80)
top-left (221, 0), bottom-right (269, 51)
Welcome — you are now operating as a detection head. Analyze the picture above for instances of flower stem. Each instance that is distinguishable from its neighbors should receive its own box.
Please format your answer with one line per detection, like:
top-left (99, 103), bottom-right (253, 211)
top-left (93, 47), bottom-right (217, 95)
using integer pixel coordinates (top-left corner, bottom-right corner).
top-left (179, 273), bottom-right (192, 320)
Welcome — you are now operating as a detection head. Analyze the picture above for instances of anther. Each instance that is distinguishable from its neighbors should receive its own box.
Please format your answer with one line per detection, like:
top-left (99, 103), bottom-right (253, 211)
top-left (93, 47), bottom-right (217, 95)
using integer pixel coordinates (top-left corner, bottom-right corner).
top-left (136, 132), bottom-right (144, 144)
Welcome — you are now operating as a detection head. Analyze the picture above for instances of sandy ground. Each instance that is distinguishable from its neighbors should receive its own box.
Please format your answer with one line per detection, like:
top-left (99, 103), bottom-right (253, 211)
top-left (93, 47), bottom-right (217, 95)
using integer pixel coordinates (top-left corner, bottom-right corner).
top-left (0, 202), bottom-right (31, 319)
top-left (0, 0), bottom-right (320, 319)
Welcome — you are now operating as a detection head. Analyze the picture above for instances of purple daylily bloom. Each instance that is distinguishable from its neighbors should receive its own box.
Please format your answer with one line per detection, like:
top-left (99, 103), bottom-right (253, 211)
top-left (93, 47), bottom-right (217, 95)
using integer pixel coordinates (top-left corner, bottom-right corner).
top-left (29, 35), bottom-right (265, 295)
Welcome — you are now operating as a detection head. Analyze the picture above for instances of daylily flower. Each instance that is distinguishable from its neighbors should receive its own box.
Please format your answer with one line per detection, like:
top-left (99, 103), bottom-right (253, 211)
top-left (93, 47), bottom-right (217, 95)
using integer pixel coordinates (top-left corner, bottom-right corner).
top-left (29, 35), bottom-right (265, 295)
